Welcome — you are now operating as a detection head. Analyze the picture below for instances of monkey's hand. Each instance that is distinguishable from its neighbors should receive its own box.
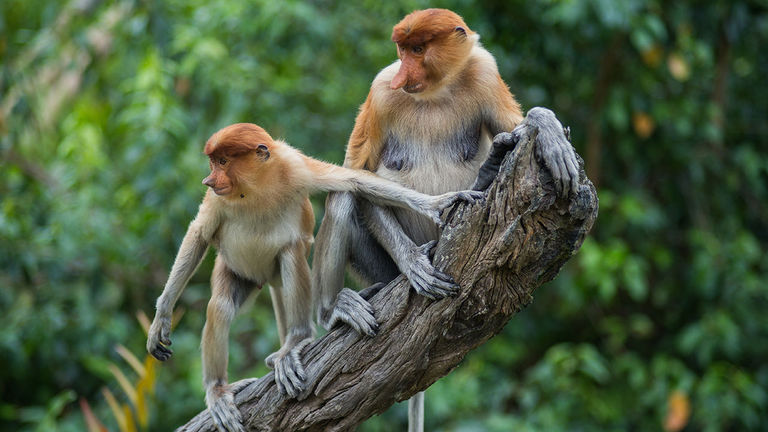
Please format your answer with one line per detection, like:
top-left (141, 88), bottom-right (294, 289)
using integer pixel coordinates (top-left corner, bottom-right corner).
top-left (427, 190), bottom-right (484, 226)
top-left (265, 338), bottom-right (312, 399)
top-left (472, 131), bottom-right (519, 191)
top-left (146, 313), bottom-right (173, 361)
top-left (319, 288), bottom-right (379, 337)
top-left (206, 384), bottom-right (246, 432)
top-left (403, 240), bottom-right (459, 299)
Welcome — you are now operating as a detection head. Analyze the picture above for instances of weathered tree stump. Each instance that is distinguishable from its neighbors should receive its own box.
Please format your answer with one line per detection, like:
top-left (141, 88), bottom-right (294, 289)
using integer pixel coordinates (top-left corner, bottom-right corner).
top-left (180, 108), bottom-right (598, 431)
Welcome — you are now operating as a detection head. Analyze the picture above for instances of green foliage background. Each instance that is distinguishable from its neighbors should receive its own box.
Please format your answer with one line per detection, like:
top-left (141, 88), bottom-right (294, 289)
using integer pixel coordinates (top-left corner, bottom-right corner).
top-left (1, 0), bottom-right (767, 430)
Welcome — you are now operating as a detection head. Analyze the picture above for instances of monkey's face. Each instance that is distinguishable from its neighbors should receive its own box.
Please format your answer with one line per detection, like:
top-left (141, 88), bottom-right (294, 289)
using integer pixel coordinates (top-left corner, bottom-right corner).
top-left (391, 44), bottom-right (429, 93)
top-left (203, 155), bottom-right (235, 196)
top-left (390, 25), bottom-right (471, 95)
top-left (202, 124), bottom-right (274, 197)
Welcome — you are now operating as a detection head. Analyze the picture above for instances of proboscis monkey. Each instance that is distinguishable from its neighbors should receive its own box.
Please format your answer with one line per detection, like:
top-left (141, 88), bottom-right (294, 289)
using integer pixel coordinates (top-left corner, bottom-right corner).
top-left (146, 123), bottom-right (480, 432)
top-left (312, 9), bottom-right (578, 431)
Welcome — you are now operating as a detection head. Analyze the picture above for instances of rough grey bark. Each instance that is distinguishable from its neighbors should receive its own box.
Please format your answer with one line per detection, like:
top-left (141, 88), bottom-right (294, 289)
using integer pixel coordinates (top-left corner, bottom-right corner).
top-left (179, 109), bottom-right (598, 432)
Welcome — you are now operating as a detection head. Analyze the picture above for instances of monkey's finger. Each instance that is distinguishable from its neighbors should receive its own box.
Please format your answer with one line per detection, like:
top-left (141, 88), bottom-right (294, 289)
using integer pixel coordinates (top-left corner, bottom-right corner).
top-left (151, 345), bottom-right (172, 361)
top-left (464, 190), bottom-right (485, 201)
top-left (411, 275), bottom-right (439, 300)
top-left (422, 267), bottom-right (460, 296)
top-left (281, 359), bottom-right (301, 387)
top-left (160, 328), bottom-right (172, 346)
top-left (279, 367), bottom-right (300, 398)
top-left (352, 312), bottom-right (378, 336)
top-left (434, 269), bottom-right (460, 289)
top-left (427, 277), bottom-right (460, 297)
top-left (360, 311), bottom-right (379, 336)
top-left (548, 155), bottom-right (565, 197)
top-left (274, 363), bottom-right (287, 395)
top-left (431, 271), bottom-right (458, 290)
top-left (556, 156), bottom-right (570, 197)
top-left (492, 131), bottom-right (515, 149)
top-left (419, 240), bottom-right (438, 256)
top-left (284, 364), bottom-right (306, 397)
top-left (291, 352), bottom-right (307, 382)
top-left (564, 153), bottom-right (579, 195)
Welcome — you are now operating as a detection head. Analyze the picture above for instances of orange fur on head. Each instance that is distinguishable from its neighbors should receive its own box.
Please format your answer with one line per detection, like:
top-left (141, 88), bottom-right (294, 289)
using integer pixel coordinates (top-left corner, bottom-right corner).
top-left (202, 123), bottom-right (276, 197)
top-left (205, 123), bottom-right (274, 157)
top-left (390, 9), bottom-right (475, 93)
top-left (391, 8), bottom-right (472, 46)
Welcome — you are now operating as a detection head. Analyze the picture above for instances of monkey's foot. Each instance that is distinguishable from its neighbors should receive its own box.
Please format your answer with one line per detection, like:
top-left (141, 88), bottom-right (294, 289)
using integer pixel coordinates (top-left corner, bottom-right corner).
top-left (527, 107), bottom-right (579, 198)
top-left (321, 288), bottom-right (379, 336)
top-left (404, 240), bottom-right (459, 300)
top-left (206, 385), bottom-right (245, 432)
top-left (146, 314), bottom-right (173, 361)
top-left (265, 338), bottom-right (312, 399)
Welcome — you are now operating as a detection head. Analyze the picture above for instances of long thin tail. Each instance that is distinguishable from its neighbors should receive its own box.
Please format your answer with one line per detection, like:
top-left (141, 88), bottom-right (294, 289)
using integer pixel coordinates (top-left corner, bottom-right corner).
top-left (408, 391), bottom-right (425, 432)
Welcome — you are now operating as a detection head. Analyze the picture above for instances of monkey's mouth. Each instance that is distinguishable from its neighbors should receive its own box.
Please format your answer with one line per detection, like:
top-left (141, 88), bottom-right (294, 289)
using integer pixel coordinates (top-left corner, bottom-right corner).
top-left (212, 187), bottom-right (232, 196)
top-left (403, 83), bottom-right (424, 93)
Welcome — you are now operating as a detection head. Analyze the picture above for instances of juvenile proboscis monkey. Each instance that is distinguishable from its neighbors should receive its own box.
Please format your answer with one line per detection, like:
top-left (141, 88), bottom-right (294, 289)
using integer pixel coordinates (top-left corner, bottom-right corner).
top-left (311, 8), bottom-right (579, 431)
top-left (146, 123), bottom-right (480, 432)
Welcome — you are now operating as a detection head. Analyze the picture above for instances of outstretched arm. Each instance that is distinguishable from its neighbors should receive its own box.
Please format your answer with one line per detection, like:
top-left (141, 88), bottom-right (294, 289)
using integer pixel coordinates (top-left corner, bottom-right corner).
top-left (305, 159), bottom-right (481, 225)
top-left (147, 202), bottom-right (217, 361)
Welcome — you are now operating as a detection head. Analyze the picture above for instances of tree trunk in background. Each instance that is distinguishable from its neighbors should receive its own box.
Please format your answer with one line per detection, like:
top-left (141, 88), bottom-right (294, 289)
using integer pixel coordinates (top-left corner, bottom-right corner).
top-left (180, 108), bottom-right (599, 432)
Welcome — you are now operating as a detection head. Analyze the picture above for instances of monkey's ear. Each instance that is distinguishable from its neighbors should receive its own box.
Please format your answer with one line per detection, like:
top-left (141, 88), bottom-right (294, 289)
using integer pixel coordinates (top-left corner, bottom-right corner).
top-left (454, 26), bottom-right (467, 37)
top-left (256, 144), bottom-right (270, 161)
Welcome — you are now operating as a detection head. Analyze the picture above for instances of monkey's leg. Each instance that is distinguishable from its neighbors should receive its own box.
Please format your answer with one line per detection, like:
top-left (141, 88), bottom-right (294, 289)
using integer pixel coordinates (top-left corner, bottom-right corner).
top-left (361, 202), bottom-right (460, 299)
top-left (203, 258), bottom-right (254, 432)
top-left (269, 285), bottom-right (287, 345)
top-left (313, 191), bottom-right (380, 336)
top-left (265, 242), bottom-right (315, 399)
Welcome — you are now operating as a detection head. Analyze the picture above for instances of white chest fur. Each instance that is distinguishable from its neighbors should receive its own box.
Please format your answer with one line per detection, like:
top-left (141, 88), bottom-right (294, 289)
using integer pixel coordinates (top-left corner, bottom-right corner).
top-left (213, 199), bottom-right (304, 284)
top-left (374, 101), bottom-right (492, 244)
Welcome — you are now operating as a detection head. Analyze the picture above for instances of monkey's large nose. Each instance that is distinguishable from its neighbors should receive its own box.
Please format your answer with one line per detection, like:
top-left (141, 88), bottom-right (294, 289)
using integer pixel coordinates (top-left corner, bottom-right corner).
top-left (202, 176), bottom-right (215, 188)
top-left (390, 70), bottom-right (408, 90)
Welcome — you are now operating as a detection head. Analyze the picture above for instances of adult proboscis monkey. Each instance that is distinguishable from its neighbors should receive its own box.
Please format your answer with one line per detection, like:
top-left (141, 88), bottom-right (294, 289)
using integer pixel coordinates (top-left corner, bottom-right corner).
top-left (312, 9), bottom-right (578, 431)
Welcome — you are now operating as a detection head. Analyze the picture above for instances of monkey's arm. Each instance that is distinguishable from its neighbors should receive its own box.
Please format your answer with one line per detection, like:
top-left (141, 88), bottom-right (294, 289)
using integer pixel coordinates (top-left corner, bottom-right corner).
top-left (147, 206), bottom-right (217, 361)
top-left (343, 90), bottom-right (384, 170)
top-left (307, 160), bottom-right (481, 226)
top-left (473, 81), bottom-right (524, 191)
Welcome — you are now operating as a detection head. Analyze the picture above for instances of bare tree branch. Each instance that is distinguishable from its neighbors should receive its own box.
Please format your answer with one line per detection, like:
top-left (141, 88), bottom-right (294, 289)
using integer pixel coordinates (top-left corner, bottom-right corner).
top-left (179, 108), bottom-right (598, 432)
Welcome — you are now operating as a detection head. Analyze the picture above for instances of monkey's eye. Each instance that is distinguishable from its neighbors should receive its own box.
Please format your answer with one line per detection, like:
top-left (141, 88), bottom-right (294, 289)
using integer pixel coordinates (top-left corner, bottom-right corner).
top-left (218, 158), bottom-right (227, 165)
top-left (412, 45), bottom-right (424, 54)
